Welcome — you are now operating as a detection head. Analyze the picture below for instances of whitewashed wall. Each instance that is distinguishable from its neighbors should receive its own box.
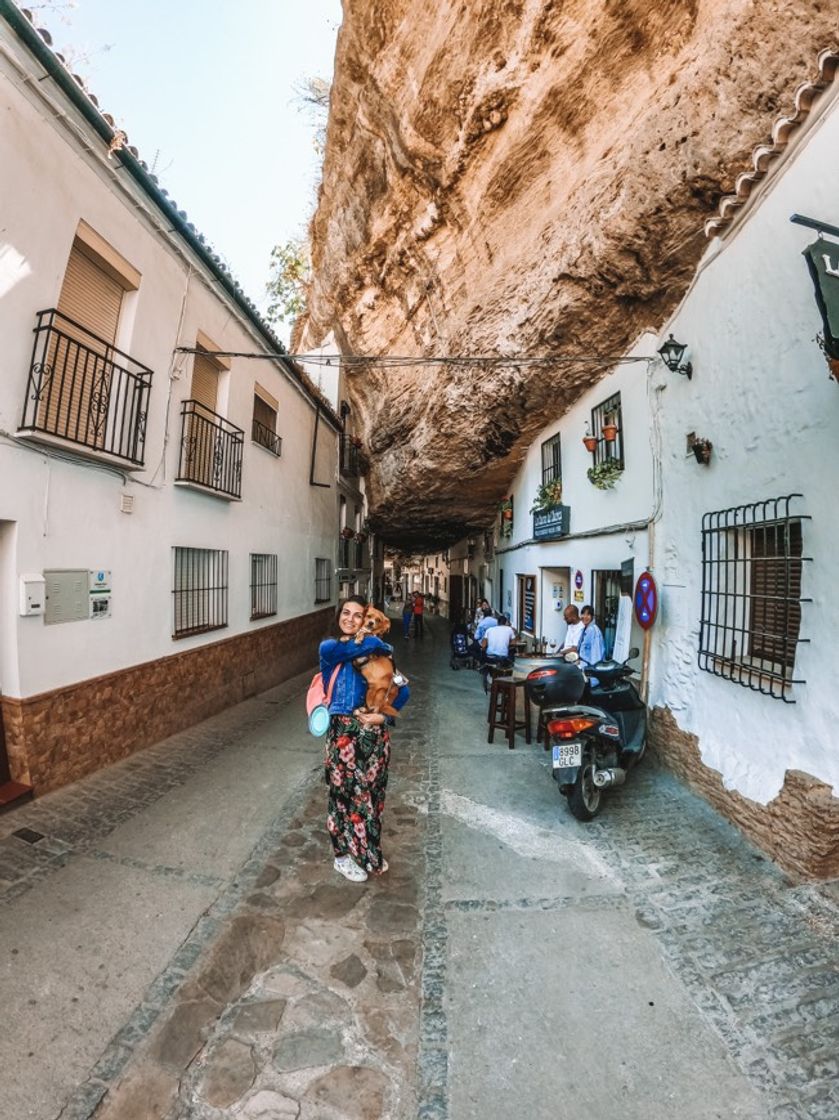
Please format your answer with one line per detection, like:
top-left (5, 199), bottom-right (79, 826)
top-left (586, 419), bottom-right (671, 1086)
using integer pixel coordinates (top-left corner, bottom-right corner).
top-left (648, 88), bottom-right (839, 802)
top-left (492, 335), bottom-right (655, 651)
top-left (0, 35), bottom-right (338, 699)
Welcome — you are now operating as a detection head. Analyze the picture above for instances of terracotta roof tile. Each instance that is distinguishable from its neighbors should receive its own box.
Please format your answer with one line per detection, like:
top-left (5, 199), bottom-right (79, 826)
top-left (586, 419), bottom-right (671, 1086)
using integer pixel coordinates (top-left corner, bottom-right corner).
top-left (705, 48), bottom-right (839, 238)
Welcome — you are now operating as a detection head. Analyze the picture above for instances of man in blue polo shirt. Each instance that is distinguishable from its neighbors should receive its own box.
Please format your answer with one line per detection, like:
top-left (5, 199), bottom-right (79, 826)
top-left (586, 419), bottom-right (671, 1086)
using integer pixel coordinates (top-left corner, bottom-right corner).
top-left (578, 604), bottom-right (605, 686)
top-left (471, 606), bottom-right (497, 662)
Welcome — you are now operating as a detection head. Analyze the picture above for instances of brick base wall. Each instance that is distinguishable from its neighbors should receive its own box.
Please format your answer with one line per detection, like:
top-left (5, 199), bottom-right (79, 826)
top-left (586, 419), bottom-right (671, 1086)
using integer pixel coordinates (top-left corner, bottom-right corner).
top-left (649, 706), bottom-right (839, 880)
top-left (0, 607), bottom-right (333, 796)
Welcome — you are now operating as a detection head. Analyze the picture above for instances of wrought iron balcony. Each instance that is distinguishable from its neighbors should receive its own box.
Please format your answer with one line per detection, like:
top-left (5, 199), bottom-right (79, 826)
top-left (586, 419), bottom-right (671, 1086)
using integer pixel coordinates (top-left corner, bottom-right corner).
top-left (177, 400), bottom-right (244, 499)
top-left (339, 435), bottom-right (360, 478)
top-left (19, 309), bottom-right (152, 466)
top-left (252, 417), bottom-right (282, 457)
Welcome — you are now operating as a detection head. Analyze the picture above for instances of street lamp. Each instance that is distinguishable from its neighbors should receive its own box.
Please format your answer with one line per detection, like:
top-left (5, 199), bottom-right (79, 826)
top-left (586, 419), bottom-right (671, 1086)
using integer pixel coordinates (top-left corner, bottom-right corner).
top-left (657, 334), bottom-right (693, 379)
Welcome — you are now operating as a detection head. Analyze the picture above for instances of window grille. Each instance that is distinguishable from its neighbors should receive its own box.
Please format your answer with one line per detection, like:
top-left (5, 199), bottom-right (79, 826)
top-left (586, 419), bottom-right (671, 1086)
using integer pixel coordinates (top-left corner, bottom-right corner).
top-left (541, 433), bottom-right (562, 485)
top-left (315, 557), bottom-right (332, 604)
top-left (173, 547), bottom-right (228, 639)
top-left (591, 392), bottom-right (623, 468)
top-left (699, 495), bottom-right (811, 702)
top-left (252, 394), bottom-right (281, 456)
top-left (250, 553), bottom-right (278, 620)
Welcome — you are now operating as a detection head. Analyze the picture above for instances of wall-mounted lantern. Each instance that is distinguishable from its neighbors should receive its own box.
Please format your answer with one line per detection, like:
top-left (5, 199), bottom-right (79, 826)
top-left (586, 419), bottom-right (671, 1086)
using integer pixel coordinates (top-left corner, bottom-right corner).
top-left (658, 334), bottom-right (693, 379)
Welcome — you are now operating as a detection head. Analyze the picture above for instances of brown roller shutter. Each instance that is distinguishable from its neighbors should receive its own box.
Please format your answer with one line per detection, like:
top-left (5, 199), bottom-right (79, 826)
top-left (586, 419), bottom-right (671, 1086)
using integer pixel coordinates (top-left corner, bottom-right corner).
top-left (191, 353), bottom-right (219, 412)
top-left (41, 243), bottom-right (124, 446)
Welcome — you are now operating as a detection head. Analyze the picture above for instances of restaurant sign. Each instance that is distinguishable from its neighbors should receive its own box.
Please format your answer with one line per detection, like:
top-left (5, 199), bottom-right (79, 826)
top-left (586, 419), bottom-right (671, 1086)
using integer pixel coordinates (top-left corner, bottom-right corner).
top-left (803, 240), bottom-right (839, 359)
top-left (533, 504), bottom-right (570, 541)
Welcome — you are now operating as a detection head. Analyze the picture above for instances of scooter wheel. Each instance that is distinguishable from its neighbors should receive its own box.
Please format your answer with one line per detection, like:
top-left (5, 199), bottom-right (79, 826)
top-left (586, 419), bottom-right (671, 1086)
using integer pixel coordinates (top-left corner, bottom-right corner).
top-left (567, 758), bottom-right (602, 821)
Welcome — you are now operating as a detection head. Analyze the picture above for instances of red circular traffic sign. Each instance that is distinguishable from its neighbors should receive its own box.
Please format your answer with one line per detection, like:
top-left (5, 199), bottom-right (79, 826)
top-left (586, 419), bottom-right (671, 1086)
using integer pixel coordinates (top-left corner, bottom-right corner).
top-left (634, 570), bottom-right (658, 630)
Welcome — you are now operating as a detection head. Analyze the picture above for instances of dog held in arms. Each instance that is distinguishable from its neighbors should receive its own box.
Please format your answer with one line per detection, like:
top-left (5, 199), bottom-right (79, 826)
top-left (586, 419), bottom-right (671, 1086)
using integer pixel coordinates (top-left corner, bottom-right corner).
top-left (353, 607), bottom-right (408, 717)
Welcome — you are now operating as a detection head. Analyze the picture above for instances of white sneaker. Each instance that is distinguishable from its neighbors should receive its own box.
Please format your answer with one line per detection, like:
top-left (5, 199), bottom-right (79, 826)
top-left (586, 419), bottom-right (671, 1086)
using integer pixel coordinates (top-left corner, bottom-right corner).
top-left (334, 856), bottom-right (368, 882)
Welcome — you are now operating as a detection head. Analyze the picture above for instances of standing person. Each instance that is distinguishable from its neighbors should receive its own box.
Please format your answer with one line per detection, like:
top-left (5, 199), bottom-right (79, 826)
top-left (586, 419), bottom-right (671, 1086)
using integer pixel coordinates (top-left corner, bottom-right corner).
top-left (412, 590), bottom-right (425, 639)
top-left (401, 595), bottom-right (414, 639)
top-left (472, 606), bottom-right (497, 661)
top-left (578, 604), bottom-right (606, 686)
top-left (473, 597), bottom-right (490, 628)
top-left (560, 604), bottom-right (585, 655)
top-left (319, 596), bottom-right (410, 882)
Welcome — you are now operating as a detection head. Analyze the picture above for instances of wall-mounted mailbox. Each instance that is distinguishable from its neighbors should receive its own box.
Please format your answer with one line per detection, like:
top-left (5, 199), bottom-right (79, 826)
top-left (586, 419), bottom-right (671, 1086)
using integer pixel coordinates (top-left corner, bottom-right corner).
top-left (19, 574), bottom-right (46, 616)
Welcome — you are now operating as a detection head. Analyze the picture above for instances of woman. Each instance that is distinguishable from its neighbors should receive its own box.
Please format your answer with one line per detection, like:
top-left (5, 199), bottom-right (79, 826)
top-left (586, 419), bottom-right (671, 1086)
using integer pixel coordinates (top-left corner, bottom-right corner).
top-left (319, 596), bottom-right (410, 882)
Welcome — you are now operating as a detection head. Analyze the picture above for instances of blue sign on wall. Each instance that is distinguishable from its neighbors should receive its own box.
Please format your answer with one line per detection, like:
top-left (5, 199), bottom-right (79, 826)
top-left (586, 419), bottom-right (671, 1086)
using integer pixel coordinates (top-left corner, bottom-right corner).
top-left (533, 505), bottom-right (570, 541)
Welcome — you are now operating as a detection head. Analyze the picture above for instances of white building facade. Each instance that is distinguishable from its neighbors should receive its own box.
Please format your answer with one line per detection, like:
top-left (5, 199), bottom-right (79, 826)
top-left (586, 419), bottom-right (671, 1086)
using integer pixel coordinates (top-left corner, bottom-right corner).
top-left (490, 336), bottom-right (656, 660)
top-left (646, 53), bottom-right (839, 878)
top-left (0, 6), bottom-right (342, 798)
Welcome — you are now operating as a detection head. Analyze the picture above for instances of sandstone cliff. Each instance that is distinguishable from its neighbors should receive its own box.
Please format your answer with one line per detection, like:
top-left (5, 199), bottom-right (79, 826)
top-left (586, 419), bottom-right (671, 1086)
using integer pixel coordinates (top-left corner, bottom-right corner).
top-left (300, 0), bottom-right (837, 549)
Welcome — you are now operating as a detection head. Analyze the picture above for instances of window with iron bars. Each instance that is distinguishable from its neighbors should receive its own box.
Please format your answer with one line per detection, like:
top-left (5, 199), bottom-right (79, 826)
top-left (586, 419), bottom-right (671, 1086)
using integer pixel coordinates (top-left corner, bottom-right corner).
top-left (591, 392), bottom-right (623, 468)
top-left (315, 557), bottom-right (332, 604)
top-left (250, 553), bottom-right (278, 620)
top-left (699, 495), bottom-right (811, 702)
top-left (541, 433), bottom-right (562, 485)
top-left (172, 547), bottom-right (229, 639)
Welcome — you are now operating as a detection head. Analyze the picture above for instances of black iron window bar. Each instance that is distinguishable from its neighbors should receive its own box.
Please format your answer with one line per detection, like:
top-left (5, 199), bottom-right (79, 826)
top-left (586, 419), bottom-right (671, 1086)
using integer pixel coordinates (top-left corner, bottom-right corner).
top-left (173, 547), bottom-right (229, 639)
top-left (315, 558), bottom-right (332, 604)
top-left (339, 434), bottom-right (360, 478)
top-left (541, 432), bottom-right (562, 485)
top-left (699, 494), bottom-right (812, 702)
top-left (338, 536), bottom-right (351, 569)
top-left (250, 553), bottom-right (278, 620)
top-left (591, 391), bottom-right (624, 467)
top-left (20, 308), bottom-right (152, 466)
top-left (252, 417), bottom-right (282, 457)
top-left (354, 538), bottom-right (366, 568)
top-left (177, 400), bottom-right (244, 499)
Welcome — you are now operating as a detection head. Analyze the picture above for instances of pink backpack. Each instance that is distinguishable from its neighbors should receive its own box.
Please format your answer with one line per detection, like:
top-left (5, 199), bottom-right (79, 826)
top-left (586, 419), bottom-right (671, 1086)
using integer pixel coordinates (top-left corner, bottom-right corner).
top-left (306, 664), bottom-right (341, 736)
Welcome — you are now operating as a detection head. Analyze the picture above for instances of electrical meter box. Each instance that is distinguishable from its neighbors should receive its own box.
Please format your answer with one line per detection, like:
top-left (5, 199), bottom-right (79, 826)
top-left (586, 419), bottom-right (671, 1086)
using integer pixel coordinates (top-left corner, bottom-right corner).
top-left (88, 569), bottom-right (112, 620)
top-left (19, 574), bottom-right (46, 616)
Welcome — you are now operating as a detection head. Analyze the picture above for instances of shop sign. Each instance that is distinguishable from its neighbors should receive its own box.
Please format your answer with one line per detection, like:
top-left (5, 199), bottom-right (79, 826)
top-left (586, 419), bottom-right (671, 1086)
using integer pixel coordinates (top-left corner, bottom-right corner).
top-left (803, 240), bottom-right (839, 358)
top-left (533, 504), bottom-right (570, 541)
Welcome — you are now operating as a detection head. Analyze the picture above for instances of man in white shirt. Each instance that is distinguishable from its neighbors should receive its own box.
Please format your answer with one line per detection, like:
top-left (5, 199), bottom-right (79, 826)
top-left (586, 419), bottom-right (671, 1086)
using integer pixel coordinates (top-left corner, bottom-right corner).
top-left (484, 615), bottom-right (516, 660)
top-left (560, 604), bottom-right (584, 655)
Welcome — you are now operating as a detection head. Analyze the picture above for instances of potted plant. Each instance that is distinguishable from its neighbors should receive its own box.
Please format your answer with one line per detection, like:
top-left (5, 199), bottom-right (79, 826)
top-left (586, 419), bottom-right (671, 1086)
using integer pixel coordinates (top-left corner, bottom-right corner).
top-left (530, 477), bottom-right (563, 513)
top-left (340, 526), bottom-right (355, 540)
top-left (582, 425), bottom-right (598, 453)
top-left (355, 531), bottom-right (368, 544)
top-left (351, 435), bottom-right (363, 449)
top-left (692, 438), bottom-right (713, 465)
top-left (586, 459), bottom-right (624, 490)
top-left (602, 412), bottom-right (619, 443)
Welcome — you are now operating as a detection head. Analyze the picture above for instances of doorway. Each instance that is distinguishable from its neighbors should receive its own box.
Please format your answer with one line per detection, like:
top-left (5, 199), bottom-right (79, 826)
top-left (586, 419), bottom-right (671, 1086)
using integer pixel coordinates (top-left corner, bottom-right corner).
top-left (592, 568), bottom-right (622, 657)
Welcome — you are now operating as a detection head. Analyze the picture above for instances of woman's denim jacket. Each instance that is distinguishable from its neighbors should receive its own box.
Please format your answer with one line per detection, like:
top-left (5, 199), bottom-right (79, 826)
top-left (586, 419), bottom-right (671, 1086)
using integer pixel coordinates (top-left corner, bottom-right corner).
top-left (319, 636), bottom-right (410, 719)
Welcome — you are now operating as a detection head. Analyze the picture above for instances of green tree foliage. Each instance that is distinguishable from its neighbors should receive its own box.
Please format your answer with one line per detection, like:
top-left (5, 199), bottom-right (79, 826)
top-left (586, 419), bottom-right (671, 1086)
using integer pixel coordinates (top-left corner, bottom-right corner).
top-left (265, 239), bottom-right (309, 326)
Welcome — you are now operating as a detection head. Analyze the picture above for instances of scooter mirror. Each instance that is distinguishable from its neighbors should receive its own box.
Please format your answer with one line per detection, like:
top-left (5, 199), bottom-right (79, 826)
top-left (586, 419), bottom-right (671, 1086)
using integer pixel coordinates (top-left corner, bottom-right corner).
top-left (628, 646), bottom-right (640, 659)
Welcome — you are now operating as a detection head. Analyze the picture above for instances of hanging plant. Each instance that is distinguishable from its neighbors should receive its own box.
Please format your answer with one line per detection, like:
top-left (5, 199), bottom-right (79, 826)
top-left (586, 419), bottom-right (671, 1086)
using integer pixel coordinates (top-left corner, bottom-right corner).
top-left (586, 459), bottom-right (624, 490)
top-left (340, 526), bottom-right (355, 540)
top-left (355, 531), bottom-right (368, 544)
top-left (602, 413), bottom-right (619, 442)
top-left (530, 477), bottom-right (563, 513)
top-left (582, 427), bottom-right (598, 453)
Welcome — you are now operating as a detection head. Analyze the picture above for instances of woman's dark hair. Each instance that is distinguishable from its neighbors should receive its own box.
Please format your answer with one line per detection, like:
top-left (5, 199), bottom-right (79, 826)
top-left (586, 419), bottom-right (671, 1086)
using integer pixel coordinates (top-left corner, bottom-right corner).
top-left (333, 594), bottom-right (368, 634)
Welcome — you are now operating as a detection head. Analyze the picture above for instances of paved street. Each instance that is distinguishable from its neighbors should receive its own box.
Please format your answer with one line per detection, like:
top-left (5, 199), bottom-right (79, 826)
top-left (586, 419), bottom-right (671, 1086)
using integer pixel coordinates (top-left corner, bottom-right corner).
top-left (1, 614), bottom-right (838, 1120)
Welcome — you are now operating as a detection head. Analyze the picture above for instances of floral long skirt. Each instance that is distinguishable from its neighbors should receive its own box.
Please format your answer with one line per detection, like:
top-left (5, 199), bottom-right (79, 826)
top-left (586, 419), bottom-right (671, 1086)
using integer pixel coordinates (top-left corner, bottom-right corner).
top-left (325, 714), bottom-right (391, 873)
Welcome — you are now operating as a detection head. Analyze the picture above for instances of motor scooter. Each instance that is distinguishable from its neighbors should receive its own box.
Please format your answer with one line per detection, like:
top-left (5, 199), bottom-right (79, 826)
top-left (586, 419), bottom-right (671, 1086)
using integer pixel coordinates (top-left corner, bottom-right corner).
top-left (524, 649), bottom-right (646, 820)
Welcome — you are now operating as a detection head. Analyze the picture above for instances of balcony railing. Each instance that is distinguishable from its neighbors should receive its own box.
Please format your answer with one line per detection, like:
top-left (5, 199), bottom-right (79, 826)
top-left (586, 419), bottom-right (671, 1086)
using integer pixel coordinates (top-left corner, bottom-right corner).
top-left (19, 309), bottom-right (152, 466)
top-left (252, 417), bottom-right (282, 457)
top-left (339, 435), bottom-right (360, 478)
top-left (177, 400), bottom-right (244, 499)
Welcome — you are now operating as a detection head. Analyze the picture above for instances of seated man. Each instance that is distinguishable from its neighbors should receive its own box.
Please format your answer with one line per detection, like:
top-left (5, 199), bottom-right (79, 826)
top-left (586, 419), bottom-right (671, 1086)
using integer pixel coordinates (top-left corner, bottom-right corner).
top-left (483, 614), bottom-right (516, 662)
top-left (560, 604), bottom-right (585, 655)
top-left (471, 607), bottom-right (497, 660)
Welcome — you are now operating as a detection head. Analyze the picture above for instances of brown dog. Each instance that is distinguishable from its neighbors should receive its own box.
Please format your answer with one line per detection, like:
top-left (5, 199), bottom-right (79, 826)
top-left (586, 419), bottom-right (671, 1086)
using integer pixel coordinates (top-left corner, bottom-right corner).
top-left (353, 607), bottom-right (406, 717)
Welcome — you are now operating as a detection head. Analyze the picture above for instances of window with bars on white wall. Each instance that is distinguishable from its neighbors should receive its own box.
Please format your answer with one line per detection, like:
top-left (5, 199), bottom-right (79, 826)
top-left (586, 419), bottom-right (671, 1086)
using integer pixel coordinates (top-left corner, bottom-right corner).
top-left (172, 547), bottom-right (229, 638)
top-left (315, 557), bottom-right (332, 604)
top-left (250, 553), bottom-right (278, 619)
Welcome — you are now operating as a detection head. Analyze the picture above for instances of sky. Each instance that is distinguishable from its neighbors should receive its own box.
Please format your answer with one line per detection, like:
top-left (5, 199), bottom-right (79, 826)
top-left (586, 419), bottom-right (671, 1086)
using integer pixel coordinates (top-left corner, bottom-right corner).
top-left (38, 0), bottom-right (342, 339)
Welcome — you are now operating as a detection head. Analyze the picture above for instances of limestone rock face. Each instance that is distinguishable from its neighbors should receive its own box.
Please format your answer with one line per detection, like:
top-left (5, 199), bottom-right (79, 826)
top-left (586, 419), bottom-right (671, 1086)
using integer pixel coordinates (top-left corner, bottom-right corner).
top-left (301, 0), bottom-right (836, 548)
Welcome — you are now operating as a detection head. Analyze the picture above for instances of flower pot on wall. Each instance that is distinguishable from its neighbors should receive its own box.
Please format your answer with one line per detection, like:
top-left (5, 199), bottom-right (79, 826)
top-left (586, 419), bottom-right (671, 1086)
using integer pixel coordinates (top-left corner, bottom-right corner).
top-left (602, 424), bottom-right (618, 443)
top-left (582, 436), bottom-right (598, 453)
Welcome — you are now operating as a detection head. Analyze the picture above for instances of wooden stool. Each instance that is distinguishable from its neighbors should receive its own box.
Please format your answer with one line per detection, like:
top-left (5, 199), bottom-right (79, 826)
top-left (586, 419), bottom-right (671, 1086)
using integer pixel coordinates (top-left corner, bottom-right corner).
top-left (487, 677), bottom-right (532, 749)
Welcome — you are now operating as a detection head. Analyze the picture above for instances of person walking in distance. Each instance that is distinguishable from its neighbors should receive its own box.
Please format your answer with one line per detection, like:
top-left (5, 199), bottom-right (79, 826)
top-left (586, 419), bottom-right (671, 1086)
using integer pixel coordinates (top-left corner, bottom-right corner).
top-left (412, 590), bottom-right (425, 639)
top-left (319, 596), bottom-right (410, 882)
top-left (402, 595), bottom-right (413, 639)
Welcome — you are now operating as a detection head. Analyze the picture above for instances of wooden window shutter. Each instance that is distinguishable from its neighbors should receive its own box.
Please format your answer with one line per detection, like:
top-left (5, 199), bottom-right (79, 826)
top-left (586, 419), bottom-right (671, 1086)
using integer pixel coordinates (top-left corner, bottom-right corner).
top-left (41, 242), bottom-right (124, 445)
top-left (749, 522), bottom-right (802, 669)
top-left (191, 353), bottom-right (219, 412)
top-left (253, 394), bottom-right (276, 430)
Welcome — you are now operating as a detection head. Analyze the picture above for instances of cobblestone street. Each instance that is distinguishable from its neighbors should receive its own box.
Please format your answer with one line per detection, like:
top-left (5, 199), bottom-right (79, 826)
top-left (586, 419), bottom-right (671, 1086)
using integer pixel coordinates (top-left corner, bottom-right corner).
top-left (1, 615), bottom-right (837, 1120)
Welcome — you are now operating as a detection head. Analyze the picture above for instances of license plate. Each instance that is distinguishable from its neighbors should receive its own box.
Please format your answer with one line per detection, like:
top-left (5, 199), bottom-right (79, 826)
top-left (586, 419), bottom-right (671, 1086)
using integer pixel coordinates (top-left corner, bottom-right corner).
top-left (552, 741), bottom-right (583, 769)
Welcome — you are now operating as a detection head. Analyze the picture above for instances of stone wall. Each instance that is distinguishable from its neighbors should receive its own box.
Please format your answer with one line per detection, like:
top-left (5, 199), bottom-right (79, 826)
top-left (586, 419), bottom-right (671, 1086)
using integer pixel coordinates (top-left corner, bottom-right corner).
top-left (0, 608), bottom-right (333, 796)
top-left (649, 706), bottom-right (839, 880)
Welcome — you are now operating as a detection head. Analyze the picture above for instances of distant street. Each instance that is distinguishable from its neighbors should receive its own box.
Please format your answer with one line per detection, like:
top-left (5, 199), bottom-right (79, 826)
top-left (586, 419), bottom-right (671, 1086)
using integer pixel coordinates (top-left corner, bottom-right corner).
top-left (0, 614), bottom-right (837, 1119)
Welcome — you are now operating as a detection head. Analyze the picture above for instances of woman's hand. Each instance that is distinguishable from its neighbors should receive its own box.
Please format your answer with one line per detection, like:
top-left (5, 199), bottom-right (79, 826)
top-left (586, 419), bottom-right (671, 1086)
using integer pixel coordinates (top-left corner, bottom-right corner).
top-left (354, 710), bottom-right (386, 727)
